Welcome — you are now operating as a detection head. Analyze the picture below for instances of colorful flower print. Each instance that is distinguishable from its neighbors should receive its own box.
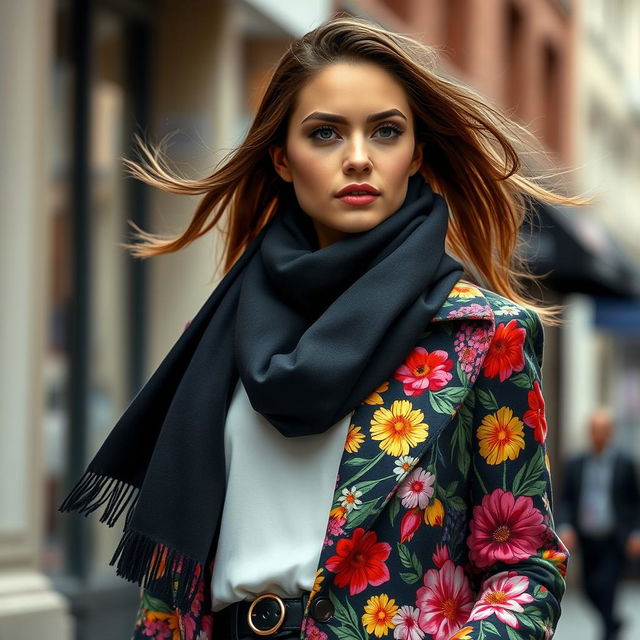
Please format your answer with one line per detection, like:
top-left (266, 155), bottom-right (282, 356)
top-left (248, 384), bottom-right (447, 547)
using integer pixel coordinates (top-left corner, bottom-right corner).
top-left (397, 467), bottom-right (435, 509)
top-left (340, 486), bottom-right (363, 512)
top-left (468, 570), bottom-right (534, 628)
top-left (468, 488), bottom-right (547, 568)
top-left (523, 380), bottom-right (548, 444)
top-left (395, 348), bottom-right (454, 395)
top-left (542, 549), bottom-right (568, 578)
top-left (424, 498), bottom-right (444, 526)
top-left (415, 560), bottom-right (474, 640)
top-left (431, 544), bottom-right (450, 568)
top-left (447, 303), bottom-right (490, 319)
top-left (449, 626), bottom-right (474, 639)
top-left (391, 605), bottom-right (424, 640)
top-left (301, 616), bottom-right (329, 640)
top-left (325, 527), bottom-right (391, 595)
top-left (362, 593), bottom-right (399, 637)
top-left (400, 507), bottom-right (422, 543)
top-left (309, 568), bottom-right (325, 602)
top-left (393, 455), bottom-right (419, 481)
top-left (477, 406), bottom-right (525, 465)
top-left (141, 610), bottom-right (180, 640)
top-left (454, 323), bottom-right (491, 375)
top-left (482, 319), bottom-right (526, 382)
top-left (449, 282), bottom-right (482, 299)
top-left (370, 400), bottom-right (429, 457)
top-left (494, 304), bottom-right (522, 316)
top-left (365, 380), bottom-right (390, 405)
top-left (345, 424), bottom-right (366, 452)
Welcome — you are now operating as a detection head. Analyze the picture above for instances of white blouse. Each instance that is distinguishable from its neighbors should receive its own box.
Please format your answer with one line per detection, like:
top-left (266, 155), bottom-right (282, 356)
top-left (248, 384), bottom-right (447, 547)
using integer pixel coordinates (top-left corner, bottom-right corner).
top-left (210, 377), bottom-right (352, 612)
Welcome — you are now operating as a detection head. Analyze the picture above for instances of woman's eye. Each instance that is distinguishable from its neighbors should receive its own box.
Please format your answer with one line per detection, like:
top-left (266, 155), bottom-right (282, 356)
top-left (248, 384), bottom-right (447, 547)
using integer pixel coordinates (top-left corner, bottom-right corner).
top-left (309, 123), bottom-right (403, 142)
top-left (312, 126), bottom-right (336, 141)
top-left (376, 124), bottom-right (402, 138)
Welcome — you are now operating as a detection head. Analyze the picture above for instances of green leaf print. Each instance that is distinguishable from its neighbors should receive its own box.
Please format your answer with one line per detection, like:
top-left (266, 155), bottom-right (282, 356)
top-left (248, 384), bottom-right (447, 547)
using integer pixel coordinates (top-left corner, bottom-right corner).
top-left (429, 386), bottom-right (468, 415)
top-left (141, 590), bottom-right (174, 614)
top-left (476, 387), bottom-right (499, 412)
top-left (343, 457), bottom-right (371, 467)
top-left (388, 496), bottom-right (400, 526)
top-left (327, 590), bottom-right (367, 640)
top-left (508, 371), bottom-right (534, 389)
top-left (511, 448), bottom-right (545, 496)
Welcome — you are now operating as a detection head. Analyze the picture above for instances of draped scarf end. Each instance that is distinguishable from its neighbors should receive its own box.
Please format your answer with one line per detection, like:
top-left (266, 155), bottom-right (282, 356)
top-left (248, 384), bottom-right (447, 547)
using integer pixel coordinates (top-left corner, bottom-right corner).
top-left (58, 470), bottom-right (204, 611)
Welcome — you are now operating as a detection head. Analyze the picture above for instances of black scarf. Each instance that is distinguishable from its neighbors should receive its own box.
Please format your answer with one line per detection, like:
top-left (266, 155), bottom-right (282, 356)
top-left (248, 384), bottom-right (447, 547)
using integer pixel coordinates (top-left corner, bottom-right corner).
top-left (59, 172), bottom-right (463, 611)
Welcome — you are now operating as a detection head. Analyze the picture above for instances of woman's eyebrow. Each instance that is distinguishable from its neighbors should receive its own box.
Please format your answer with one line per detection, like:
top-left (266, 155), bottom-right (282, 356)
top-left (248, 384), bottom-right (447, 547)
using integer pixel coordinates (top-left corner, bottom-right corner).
top-left (300, 108), bottom-right (407, 125)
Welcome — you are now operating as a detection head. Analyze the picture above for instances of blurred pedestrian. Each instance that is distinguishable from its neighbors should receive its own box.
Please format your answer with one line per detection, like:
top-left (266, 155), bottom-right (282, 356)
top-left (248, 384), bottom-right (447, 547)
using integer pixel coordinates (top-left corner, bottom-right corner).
top-left (557, 407), bottom-right (640, 640)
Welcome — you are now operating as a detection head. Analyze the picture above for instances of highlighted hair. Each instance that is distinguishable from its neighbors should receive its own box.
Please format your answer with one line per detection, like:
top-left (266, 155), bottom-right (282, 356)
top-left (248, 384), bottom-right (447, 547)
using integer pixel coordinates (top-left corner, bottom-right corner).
top-left (121, 15), bottom-right (586, 324)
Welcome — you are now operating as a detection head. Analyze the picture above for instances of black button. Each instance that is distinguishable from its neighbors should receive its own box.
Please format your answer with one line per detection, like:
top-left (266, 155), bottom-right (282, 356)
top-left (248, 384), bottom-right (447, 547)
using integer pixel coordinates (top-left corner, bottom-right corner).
top-left (310, 596), bottom-right (334, 622)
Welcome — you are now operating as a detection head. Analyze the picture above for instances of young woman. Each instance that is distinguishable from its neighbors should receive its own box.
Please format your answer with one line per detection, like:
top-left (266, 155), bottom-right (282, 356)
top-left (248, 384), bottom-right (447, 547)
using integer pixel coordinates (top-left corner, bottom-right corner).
top-left (59, 15), bottom-right (575, 640)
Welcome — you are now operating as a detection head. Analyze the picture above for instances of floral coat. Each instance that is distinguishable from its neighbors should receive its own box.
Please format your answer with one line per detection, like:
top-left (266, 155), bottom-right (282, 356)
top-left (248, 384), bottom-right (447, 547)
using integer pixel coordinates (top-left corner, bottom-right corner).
top-left (131, 280), bottom-right (569, 640)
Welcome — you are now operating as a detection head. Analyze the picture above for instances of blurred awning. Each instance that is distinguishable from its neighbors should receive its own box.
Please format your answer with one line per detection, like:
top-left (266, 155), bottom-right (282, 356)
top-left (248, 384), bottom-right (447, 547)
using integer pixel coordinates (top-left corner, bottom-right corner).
top-left (594, 297), bottom-right (640, 333)
top-left (520, 202), bottom-right (640, 298)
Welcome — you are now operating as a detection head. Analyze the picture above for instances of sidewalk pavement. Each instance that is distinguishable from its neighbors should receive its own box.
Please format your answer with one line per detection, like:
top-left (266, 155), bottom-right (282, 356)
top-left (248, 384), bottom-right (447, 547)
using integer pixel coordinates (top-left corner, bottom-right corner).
top-left (555, 580), bottom-right (640, 640)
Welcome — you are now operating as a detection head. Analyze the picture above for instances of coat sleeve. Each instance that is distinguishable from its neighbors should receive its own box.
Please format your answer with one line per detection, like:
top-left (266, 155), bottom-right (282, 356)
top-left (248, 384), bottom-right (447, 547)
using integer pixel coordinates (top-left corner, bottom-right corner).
top-left (455, 307), bottom-right (570, 640)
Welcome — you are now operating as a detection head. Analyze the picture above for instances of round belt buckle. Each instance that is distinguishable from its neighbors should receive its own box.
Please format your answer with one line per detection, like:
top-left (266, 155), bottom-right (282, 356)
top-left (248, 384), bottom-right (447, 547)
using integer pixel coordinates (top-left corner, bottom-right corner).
top-left (247, 593), bottom-right (286, 636)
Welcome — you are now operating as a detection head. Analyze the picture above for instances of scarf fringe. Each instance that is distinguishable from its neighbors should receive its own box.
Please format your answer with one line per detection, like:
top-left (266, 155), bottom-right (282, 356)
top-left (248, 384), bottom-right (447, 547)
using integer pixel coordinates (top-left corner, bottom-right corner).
top-left (59, 470), bottom-right (202, 611)
top-left (58, 469), bottom-right (139, 527)
top-left (109, 528), bottom-right (202, 612)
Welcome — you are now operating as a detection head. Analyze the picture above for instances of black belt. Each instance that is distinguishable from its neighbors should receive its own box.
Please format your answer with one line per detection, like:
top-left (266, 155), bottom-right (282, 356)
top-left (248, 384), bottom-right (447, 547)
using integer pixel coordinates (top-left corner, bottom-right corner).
top-left (212, 592), bottom-right (311, 639)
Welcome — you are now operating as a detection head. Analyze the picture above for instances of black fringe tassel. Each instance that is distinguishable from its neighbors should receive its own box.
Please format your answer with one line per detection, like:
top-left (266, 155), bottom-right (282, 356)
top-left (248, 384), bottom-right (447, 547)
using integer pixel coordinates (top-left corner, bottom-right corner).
top-left (59, 470), bottom-right (203, 612)
top-left (58, 469), bottom-right (139, 527)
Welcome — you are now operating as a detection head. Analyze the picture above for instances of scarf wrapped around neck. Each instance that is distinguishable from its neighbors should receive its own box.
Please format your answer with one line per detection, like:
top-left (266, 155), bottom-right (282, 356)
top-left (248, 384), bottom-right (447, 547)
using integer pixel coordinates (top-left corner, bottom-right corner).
top-left (58, 171), bottom-right (464, 611)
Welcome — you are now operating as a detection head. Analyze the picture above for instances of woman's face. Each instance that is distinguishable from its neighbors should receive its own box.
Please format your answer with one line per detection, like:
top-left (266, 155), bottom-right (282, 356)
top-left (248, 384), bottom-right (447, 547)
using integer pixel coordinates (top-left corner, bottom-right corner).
top-left (269, 61), bottom-right (424, 248)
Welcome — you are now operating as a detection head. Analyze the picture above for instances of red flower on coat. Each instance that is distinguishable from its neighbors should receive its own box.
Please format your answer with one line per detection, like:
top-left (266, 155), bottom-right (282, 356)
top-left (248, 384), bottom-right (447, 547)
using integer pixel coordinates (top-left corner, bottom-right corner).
top-left (324, 527), bottom-right (391, 595)
top-left (481, 319), bottom-right (525, 382)
top-left (400, 507), bottom-right (422, 543)
top-left (395, 348), bottom-right (453, 395)
top-left (467, 488), bottom-right (547, 568)
top-left (523, 380), bottom-right (548, 443)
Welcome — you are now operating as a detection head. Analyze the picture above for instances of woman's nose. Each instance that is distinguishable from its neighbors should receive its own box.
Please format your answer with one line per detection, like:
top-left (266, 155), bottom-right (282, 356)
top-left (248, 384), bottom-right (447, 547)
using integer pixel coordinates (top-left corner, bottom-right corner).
top-left (343, 136), bottom-right (372, 172)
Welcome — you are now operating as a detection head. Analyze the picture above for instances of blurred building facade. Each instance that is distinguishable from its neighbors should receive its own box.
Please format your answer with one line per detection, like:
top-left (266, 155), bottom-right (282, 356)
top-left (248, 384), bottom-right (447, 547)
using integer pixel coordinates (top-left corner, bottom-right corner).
top-left (1, 0), bottom-right (639, 639)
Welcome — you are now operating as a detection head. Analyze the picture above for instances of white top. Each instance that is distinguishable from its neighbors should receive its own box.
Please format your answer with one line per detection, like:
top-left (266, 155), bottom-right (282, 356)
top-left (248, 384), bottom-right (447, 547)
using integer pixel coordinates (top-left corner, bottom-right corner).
top-left (210, 378), bottom-right (352, 612)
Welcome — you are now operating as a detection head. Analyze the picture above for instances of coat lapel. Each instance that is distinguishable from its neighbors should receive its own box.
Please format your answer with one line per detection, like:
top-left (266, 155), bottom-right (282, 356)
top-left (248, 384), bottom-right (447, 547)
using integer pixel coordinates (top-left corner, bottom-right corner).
top-left (321, 279), bottom-right (495, 539)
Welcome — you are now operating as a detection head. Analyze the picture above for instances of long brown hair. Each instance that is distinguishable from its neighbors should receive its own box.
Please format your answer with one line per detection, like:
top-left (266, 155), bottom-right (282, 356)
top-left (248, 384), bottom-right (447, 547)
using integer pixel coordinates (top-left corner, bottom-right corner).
top-left (121, 15), bottom-right (585, 323)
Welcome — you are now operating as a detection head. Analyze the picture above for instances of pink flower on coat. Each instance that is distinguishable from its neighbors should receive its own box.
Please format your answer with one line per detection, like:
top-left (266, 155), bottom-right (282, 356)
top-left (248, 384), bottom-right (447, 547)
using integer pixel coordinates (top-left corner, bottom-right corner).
top-left (467, 488), bottom-right (547, 568)
top-left (397, 467), bottom-right (435, 509)
top-left (391, 605), bottom-right (425, 640)
top-left (395, 348), bottom-right (453, 396)
top-left (468, 570), bottom-right (534, 628)
top-left (415, 560), bottom-right (474, 640)
top-left (400, 508), bottom-right (422, 543)
top-left (302, 617), bottom-right (329, 640)
top-left (431, 544), bottom-right (450, 569)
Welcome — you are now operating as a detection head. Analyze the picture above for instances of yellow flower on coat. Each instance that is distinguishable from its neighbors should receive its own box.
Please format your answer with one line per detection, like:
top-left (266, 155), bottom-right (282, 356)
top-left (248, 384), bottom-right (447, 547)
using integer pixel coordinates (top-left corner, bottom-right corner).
top-left (450, 282), bottom-right (482, 299)
top-left (424, 497), bottom-right (444, 526)
top-left (345, 424), bottom-right (365, 453)
top-left (330, 505), bottom-right (347, 520)
top-left (477, 406), bottom-right (525, 465)
top-left (309, 568), bottom-right (324, 603)
top-left (362, 593), bottom-right (398, 637)
top-left (364, 381), bottom-right (390, 405)
top-left (450, 625), bottom-right (474, 639)
top-left (370, 400), bottom-right (428, 457)
top-left (144, 611), bottom-right (181, 640)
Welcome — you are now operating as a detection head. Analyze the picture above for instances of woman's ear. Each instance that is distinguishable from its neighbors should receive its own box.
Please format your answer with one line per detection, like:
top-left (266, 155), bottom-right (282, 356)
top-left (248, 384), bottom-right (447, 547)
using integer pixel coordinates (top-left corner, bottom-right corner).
top-left (409, 141), bottom-right (425, 176)
top-left (268, 144), bottom-right (293, 183)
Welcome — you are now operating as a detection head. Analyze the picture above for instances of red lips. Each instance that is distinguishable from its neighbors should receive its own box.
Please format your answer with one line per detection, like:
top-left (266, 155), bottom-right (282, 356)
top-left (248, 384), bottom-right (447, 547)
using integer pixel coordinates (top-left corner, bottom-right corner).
top-left (335, 183), bottom-right (380, 197)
